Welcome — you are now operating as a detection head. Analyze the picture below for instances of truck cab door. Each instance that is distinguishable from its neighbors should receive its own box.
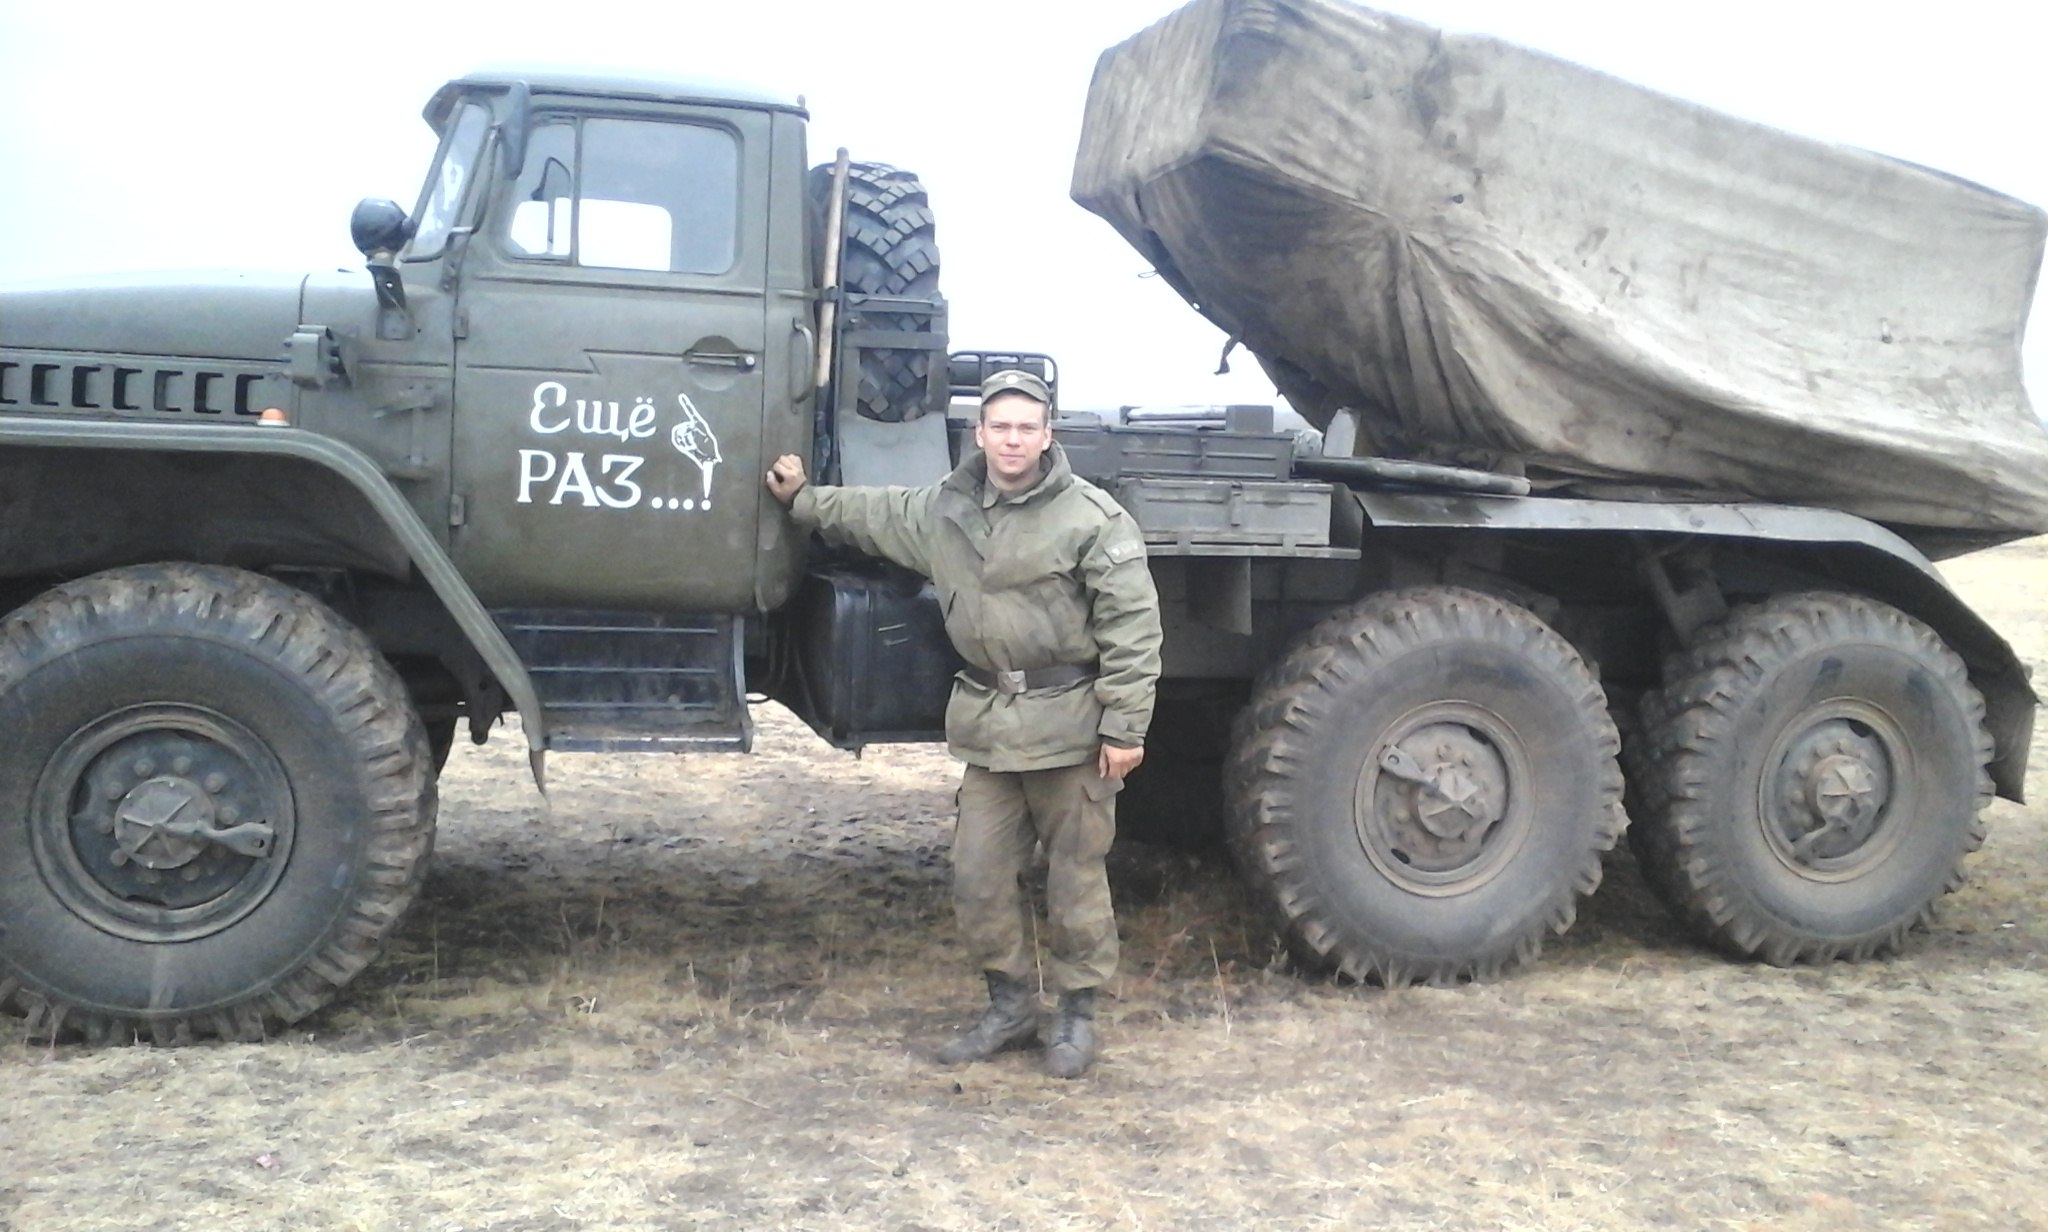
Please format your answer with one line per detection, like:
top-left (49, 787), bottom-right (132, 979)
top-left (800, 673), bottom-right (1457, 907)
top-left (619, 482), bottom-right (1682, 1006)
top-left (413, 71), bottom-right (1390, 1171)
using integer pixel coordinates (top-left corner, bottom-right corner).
top-left (450, 104), bottom-right (772, 611)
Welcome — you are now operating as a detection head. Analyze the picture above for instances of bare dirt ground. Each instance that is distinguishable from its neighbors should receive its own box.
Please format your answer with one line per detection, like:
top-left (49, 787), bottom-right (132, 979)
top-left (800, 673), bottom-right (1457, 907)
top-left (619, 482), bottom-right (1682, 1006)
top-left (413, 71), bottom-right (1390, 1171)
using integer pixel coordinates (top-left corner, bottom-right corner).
top-left (7, 542), bottom-right (2048, 1231)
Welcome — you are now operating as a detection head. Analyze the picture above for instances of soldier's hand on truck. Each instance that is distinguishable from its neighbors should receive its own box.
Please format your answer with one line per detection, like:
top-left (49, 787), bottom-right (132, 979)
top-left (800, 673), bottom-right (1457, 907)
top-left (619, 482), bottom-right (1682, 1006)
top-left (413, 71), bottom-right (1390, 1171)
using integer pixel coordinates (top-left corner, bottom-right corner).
top-left (765, 454), bottom-right (808, 505)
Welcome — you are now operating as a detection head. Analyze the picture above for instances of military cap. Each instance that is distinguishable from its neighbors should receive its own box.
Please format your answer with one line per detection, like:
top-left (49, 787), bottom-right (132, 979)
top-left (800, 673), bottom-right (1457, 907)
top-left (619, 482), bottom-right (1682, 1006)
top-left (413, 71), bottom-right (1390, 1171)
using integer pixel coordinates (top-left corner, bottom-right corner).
top-left (979, 368), bottom-right (1053, 407)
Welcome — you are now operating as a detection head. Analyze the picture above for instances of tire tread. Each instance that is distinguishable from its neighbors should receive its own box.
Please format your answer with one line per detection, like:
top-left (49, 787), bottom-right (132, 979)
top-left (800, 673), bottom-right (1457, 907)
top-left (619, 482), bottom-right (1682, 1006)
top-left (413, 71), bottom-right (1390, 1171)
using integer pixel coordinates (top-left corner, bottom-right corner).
top-left (1630, 591), bottom-right (1992, 965)
top-left (0, 563), bottom-right (435, 1043)
top-left (1225, 586), bottom-right (1626, 984)
top-left (811, 162), bottom-right (942, 423)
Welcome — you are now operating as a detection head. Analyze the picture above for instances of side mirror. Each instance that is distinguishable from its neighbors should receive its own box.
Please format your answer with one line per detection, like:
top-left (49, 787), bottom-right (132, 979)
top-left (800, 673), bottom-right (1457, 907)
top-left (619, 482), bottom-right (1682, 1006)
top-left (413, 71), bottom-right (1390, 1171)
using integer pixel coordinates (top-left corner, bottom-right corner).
top-left (349, 197), bottom-right (414, 337)
top-left (350, 198), bottom-right (414, 256)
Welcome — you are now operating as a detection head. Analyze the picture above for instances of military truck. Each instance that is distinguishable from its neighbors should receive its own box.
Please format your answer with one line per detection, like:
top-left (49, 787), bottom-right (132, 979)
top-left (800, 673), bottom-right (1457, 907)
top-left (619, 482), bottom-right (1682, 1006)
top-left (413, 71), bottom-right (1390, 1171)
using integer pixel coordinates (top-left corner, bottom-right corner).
top-left (0, 30), bottom-right (2038, 1042)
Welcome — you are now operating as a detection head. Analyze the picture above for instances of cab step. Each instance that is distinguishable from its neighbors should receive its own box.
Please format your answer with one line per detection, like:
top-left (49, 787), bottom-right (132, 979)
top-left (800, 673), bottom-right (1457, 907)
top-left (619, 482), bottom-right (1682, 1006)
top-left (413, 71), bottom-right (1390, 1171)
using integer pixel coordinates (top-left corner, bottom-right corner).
top-left (494, 610), bottom-right (751, 753)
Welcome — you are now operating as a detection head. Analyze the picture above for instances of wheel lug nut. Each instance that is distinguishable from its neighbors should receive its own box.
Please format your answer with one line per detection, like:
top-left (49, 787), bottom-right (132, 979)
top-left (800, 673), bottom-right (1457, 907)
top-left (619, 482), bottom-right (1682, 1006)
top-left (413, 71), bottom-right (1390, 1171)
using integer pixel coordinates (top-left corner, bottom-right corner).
top-left (204, 773), bottom-right (228, 793)
top-left (219, 805), bottom-right (239, 824)
top-left (109, 849), bottom-right (130, 867)
top-left (132, 759), bottom-right (154, 777)
top-left (172, 756), bottom-right (193, 775)
top-left (180, 867), bottom-right (200, 882)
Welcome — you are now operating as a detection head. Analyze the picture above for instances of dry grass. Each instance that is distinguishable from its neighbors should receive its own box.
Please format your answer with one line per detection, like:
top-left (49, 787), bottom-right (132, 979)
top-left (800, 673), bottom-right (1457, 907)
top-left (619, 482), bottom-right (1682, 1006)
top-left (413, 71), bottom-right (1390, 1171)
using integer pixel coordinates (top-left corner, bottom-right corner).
top-left (7, 541), bottom-right (2048, 1230)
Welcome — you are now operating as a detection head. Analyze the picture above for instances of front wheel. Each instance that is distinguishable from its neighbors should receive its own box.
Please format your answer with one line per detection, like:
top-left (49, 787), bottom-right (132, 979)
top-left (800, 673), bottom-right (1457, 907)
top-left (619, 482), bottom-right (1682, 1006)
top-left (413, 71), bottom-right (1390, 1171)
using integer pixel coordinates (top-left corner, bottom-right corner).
top-left (0, 564), bottom-right (436, 1042)
top-left (1226, 587), bottom-right (1626, 984)
top-left (1630, 592), bottom-right (1992, 964)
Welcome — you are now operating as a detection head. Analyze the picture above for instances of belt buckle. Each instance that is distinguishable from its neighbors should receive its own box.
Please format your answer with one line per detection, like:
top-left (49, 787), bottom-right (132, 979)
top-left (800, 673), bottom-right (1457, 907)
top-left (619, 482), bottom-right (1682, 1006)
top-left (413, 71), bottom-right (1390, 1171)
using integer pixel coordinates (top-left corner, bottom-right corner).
top-left (996, 669), bottom-right (1028, 694)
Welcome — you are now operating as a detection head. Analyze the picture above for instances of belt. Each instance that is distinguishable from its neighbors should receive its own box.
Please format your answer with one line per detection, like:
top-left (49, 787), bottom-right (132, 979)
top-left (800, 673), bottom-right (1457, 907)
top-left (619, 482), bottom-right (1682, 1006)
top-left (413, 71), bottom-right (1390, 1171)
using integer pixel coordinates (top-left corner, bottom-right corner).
top-left (963, 664), bottom-right (1097, 695)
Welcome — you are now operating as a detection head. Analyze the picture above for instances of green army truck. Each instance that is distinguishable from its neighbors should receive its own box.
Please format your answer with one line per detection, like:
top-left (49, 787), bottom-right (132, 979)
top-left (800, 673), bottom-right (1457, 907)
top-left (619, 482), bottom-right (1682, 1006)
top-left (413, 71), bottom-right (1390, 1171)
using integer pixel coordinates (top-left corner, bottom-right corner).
top-left (0, 48), bottom-right (2036, 1042)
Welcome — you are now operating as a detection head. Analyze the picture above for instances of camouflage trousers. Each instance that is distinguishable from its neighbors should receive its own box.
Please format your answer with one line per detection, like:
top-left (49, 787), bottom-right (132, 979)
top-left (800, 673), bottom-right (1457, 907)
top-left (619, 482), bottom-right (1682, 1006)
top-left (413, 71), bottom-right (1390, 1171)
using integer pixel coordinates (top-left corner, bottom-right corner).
top-left (953, 761), bottom-right (1122, 994)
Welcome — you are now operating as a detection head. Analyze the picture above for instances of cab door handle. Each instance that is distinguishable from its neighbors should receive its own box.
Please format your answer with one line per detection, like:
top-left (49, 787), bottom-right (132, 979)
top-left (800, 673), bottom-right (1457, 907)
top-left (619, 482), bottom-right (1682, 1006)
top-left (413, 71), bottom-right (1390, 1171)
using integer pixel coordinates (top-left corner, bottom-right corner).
top-left (790, 320), bottom-right (815, 403)
top-left (686, 349), bottom-right (758, 371)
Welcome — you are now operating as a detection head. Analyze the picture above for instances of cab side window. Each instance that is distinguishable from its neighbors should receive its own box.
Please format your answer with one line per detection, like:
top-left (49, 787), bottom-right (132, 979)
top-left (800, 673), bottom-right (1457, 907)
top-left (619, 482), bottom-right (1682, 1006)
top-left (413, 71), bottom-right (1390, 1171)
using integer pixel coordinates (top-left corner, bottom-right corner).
top-left (504, 118), bottom-right (739, 275)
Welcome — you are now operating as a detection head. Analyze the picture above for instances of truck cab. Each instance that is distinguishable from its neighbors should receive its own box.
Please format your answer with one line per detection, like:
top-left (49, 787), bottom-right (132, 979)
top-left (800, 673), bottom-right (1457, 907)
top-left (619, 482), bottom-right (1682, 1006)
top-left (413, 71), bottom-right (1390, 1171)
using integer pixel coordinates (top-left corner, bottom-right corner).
top-left (2, 69), bottom-right (953, 765)
top-left (316, 72), bottom-right (813, 614)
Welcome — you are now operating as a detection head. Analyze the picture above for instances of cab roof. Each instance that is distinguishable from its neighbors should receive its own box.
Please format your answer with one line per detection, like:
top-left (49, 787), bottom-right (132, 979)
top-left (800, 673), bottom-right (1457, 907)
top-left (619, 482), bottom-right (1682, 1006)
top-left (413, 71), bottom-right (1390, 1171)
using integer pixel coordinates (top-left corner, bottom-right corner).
top-left (427, 66), bottom-right (806, 128)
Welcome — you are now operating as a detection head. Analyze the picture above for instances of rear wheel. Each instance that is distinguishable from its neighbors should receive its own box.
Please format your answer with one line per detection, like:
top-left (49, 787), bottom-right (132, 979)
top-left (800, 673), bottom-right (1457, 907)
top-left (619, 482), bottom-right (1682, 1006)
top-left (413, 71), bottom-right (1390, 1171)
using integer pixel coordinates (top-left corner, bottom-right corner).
top-left (809, 161), bottom-right (942, 422)
top-left (1631, 592), bottom-right (1991, 963)
top-left (0, 564), bottom-right (436, 1042)
top-left (1114, 683), bottom-right (1241, 848)
top-left (1226, 587), bottom-right (1625, 983)
top-left (1116, 755), bottom-right (1224, 848)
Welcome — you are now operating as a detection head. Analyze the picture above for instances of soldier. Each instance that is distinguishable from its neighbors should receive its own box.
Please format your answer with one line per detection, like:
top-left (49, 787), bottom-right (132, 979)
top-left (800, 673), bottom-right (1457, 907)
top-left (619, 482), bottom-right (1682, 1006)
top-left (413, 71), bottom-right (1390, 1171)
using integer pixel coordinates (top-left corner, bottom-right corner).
top-left (764, 368), bottom-right (1163, 1078)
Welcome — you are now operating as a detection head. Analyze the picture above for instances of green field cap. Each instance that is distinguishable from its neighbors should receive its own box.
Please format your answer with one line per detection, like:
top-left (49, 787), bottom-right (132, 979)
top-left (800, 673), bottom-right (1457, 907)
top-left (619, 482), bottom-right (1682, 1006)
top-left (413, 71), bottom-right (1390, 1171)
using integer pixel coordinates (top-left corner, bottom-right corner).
top-left (980, 368), bottom-right (1052, 406)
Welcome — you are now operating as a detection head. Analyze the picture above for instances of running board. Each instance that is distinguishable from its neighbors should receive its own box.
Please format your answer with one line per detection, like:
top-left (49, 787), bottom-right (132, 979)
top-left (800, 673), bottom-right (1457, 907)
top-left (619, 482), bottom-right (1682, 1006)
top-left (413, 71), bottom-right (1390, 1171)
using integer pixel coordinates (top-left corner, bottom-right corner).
top-left (494, 610), bottom-right (752, 754)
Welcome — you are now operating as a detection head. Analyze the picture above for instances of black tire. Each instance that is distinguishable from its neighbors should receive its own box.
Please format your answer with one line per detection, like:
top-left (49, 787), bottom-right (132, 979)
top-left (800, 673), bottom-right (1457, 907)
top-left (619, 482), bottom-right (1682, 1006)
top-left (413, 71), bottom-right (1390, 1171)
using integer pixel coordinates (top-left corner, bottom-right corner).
top-left (1115, 757), bottom-right (1224, 848)
top-left (1630, 592), bottom-right (1992, 964)
top-left (1226, 587), bottom-right (1626, 984)
top-left (1622, 684), bottom-right (1691, 911)
top-left (809, 161), bottom-right (941, 422)
top-left (1113, 682), bottom-right (1241, 848)
top-left (426, 718), bottom-right (458, 775)
top-left (0, 564), bottom-right (436, 1042)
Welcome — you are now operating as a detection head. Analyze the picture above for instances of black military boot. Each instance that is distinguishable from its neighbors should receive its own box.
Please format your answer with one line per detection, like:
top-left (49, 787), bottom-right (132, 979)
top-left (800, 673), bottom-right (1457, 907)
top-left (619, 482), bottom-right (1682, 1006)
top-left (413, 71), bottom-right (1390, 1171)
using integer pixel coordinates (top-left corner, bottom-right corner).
top-left (937, 972), bottom-right (1039, 1065)
top-left (1044, 988), bottom-right (1099, 1079)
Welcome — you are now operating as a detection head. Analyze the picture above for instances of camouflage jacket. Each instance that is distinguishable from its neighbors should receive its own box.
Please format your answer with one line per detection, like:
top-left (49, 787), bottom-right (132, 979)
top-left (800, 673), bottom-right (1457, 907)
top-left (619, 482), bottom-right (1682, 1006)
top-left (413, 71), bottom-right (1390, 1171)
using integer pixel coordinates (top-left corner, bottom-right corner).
top-left (791, 443), bottom-right (1162, 772)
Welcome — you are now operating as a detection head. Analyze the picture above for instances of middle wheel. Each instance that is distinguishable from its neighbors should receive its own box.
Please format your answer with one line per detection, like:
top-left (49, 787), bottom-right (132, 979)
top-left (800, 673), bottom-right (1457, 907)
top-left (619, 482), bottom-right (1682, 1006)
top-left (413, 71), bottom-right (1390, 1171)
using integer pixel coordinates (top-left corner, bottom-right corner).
top-left (1226, 586), bottom-right (1626, 983)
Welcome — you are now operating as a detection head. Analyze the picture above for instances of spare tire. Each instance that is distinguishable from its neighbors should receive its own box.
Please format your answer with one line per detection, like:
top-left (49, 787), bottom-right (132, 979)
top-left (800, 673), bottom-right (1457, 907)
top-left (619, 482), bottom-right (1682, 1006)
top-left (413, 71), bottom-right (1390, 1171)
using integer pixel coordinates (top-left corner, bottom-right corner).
top-left (808, 161), bottom-right (942, 422)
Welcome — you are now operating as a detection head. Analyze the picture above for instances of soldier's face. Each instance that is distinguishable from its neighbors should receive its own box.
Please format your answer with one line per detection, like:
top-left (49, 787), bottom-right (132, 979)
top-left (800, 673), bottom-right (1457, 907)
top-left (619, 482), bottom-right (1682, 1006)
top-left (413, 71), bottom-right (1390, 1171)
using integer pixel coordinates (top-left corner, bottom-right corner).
top-left (977, 394), bottom-right (1053, 488)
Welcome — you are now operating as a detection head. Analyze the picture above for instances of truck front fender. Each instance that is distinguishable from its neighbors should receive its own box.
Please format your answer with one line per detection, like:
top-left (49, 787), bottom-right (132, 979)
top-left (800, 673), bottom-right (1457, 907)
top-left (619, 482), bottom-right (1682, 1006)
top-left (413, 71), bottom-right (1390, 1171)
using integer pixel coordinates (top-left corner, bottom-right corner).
top-left (0, 417), bottom-right (548, 779)
top-left (1352, 489), bottom-right (2037, 801)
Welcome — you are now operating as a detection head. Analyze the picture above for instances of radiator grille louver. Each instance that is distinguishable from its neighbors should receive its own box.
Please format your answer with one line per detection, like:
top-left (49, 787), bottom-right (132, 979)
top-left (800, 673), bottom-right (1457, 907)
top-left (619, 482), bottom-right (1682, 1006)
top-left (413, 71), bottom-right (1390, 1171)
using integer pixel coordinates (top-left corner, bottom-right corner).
top-left (0, 353), bottom-right (282, 419)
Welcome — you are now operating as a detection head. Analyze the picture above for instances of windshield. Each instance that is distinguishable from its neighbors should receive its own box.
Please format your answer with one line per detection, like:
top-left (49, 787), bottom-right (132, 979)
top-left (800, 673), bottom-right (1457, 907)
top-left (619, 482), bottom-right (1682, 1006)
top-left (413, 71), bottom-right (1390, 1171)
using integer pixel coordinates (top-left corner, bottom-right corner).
top-left (405, 102), bottom-right (492, 260)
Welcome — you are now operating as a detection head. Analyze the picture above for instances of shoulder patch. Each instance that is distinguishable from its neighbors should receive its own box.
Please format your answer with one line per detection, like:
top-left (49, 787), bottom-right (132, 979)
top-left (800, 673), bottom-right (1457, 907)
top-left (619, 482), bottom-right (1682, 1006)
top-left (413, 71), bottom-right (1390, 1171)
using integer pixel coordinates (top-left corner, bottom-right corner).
top-left (1103, 538), bottom-right (1145, 565)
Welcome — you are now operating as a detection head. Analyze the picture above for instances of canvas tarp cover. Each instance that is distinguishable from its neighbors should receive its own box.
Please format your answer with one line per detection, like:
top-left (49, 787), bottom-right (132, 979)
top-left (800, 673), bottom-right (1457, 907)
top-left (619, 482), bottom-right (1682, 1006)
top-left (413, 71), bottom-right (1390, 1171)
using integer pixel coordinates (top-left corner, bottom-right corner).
top-left (1071, 0), bottom-right (2048, 536)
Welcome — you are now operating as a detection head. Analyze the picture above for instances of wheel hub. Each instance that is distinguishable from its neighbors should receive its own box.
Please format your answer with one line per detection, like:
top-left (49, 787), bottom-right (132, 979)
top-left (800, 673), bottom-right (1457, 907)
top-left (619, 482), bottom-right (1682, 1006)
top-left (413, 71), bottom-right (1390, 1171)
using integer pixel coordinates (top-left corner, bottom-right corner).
top-left (1360, 719), bottom-right (1515, 883)
top-left (113, 775), bottom-right (219, 869)
top-left (34, 706), bottom-right (295, 941)
top-left (1766, 717), bottom-right (1897, 868)
top-left (1807, 754), bottom-right (1879, 828)
top-left (108, 770), bottom-right (276, 871)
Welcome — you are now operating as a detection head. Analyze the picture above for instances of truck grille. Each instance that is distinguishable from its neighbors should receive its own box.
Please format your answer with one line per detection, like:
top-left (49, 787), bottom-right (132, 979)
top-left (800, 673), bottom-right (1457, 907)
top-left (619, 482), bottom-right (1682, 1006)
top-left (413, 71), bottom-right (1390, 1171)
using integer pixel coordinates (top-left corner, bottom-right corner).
top-left (0, 352), bottom-right (285, 419)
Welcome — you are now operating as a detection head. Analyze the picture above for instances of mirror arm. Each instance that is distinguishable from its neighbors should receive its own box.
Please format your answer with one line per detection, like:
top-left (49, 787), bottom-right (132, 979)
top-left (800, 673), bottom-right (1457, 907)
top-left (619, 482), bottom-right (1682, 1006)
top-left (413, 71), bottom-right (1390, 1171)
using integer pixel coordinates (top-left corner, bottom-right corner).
top-left (365, 253), bottom-right (413, 340)
top-left (439, 227), bottom-right (478, 292)
top-left (499, 82), bottom-right (531, 177)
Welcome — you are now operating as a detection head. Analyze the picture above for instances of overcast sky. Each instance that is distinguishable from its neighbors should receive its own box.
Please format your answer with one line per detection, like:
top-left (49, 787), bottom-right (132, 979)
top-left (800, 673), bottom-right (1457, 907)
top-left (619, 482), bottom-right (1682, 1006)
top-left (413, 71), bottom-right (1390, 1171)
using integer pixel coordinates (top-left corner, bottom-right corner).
top-left (1, 0), bottom-right (2040, 413)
